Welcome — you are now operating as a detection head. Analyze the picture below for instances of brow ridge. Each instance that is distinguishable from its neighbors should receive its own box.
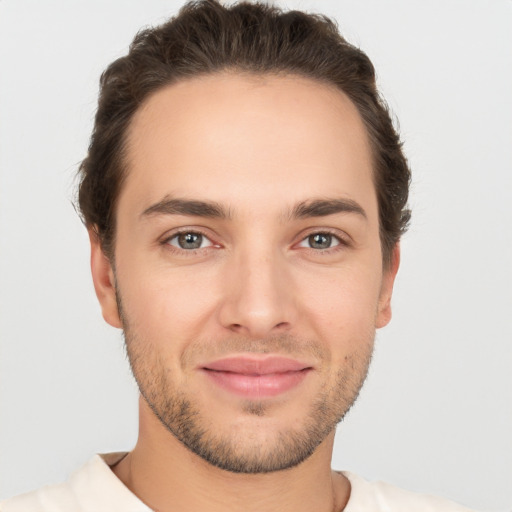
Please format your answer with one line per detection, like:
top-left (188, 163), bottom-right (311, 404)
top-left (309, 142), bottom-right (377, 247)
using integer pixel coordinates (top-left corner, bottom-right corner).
top-left (141, 197), bottom-right (229, 219)
top-left (290, 198), bottom-right (367, 220)
top-left (141, 196), bottom-right (366, 222)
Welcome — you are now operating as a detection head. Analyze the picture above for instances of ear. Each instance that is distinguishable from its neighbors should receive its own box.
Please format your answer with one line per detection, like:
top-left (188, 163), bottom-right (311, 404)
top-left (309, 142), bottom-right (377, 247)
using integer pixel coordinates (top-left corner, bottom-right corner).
top-left (89, 229), bottom-right (122, 329)
top-left (375, 244), bottom-right (400, 329)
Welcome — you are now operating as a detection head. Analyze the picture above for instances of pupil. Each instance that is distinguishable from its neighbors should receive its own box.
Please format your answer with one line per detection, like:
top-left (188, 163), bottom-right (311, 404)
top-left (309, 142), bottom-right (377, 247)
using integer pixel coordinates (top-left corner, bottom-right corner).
top-left (178, 233), bottom-right (202, 249)
top-left (310, 233), bottom-right (331, 249)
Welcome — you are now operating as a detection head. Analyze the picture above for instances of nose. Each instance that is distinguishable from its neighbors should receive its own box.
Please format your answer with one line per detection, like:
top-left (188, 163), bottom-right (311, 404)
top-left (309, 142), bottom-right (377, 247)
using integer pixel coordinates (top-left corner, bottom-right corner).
top-left (217, 247), bottom-right (297, 339)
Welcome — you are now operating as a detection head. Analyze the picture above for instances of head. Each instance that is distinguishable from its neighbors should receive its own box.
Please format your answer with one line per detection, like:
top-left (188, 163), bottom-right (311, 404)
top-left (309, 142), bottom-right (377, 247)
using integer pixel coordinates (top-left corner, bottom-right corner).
top-left (78, 0), bottom-right (410, 267)
top-left (80, 0), bottom-right (410, 474)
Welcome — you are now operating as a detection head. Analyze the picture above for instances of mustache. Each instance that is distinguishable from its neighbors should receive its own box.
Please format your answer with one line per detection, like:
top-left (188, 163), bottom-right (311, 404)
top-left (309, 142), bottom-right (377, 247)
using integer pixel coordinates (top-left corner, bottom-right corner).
top-left (179, 333), bottom-right (329, 368)
top-left (116, 289), bottom-right (328, 364)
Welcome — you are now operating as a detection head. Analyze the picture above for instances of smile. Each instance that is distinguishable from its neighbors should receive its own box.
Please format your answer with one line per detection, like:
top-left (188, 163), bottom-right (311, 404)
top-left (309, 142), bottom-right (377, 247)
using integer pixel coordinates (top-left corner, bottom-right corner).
top-left (200, 356), bottom-right (313, 398)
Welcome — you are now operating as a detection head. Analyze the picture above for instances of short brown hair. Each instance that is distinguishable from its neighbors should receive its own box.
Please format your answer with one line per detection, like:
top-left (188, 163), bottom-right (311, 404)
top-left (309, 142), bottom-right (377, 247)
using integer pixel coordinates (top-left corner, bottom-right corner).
top-left (77, 0), bottom-right (411, 266)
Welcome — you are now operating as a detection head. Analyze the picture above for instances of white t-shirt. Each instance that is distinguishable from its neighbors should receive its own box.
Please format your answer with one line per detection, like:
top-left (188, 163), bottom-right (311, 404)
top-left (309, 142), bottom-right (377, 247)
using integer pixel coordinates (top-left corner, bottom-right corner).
top-left (0, 453), bottom-right (476, 511)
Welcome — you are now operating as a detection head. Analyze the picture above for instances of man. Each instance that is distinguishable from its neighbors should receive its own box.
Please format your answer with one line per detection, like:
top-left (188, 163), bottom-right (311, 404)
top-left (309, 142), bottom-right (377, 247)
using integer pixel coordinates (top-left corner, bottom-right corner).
top-left (1, 1), bottom-right (476, 510)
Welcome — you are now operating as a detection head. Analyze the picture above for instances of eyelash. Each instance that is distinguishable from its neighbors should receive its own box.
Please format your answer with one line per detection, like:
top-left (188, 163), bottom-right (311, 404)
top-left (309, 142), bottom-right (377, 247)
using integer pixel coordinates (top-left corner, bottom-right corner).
top-left (296, 229), bottom-right (349, 253)
top-left (161, 228), bottom-right (349, 256)
top-left (161, 229), bottom-right (217, 254)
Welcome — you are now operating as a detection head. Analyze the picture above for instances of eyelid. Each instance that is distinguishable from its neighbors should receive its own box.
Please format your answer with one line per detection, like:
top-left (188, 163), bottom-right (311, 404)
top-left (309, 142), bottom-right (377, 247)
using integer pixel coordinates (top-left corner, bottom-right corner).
top-left (160, 227), bottom-right (221, 250)
top-left (297, 234), bottom-right (340, 249)
top-left (292, 227), bottom-right (353, 257)
top-left (158, 226), bottom-right (351, 253)
top-left (168, 232), bottom-right (213, 249)
top-left (295, 227), bottom-right (352, 248)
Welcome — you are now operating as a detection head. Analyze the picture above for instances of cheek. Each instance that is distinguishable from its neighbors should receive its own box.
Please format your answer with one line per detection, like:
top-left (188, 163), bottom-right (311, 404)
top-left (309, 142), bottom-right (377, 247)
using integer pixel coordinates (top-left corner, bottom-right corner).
top-left (298, 266), bottom-right (382, 338)
top-left (116, 258), bottom-right (221, 337)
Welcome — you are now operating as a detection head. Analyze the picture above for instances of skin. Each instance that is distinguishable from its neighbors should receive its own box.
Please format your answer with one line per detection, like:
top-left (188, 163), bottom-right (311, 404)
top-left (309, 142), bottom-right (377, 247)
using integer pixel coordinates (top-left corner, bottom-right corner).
top-left (90, 73), bottom-right (399, 512)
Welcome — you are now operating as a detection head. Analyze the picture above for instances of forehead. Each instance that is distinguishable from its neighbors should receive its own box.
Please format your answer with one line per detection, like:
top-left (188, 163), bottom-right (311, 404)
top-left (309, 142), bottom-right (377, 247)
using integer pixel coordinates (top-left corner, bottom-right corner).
top-left (121, 72), bottom-right (376, 221)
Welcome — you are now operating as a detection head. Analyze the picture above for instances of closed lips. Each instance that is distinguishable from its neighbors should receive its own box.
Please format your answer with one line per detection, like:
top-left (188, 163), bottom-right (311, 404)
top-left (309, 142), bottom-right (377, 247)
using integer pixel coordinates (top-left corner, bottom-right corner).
top-left (199, 356), bottom-right (313, 398)
top-left (201, 356), bottom-right (313, 374)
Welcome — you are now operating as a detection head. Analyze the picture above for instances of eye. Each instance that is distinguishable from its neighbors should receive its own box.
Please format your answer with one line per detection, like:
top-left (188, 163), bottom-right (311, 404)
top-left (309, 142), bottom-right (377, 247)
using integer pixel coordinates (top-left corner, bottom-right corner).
top-left (167, 232), bottom-right (213, 250)
top-left (298, 232), bottom-right (341, 250)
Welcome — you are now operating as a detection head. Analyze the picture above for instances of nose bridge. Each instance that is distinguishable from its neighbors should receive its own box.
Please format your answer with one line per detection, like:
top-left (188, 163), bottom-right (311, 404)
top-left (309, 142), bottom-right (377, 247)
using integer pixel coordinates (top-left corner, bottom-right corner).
top-left (219, 239), bottom-right (295, 337)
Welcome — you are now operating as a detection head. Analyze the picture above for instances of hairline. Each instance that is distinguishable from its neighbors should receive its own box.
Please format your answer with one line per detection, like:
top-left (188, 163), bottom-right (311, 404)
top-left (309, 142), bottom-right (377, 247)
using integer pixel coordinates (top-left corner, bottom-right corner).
top-left (100, 69), bottom-right (393, 268)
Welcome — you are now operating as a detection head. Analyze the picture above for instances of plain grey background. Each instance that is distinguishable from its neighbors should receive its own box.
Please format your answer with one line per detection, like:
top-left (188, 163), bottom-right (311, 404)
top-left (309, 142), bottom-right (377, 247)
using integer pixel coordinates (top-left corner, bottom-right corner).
top-left (0, 1), bottom-right (511, 510)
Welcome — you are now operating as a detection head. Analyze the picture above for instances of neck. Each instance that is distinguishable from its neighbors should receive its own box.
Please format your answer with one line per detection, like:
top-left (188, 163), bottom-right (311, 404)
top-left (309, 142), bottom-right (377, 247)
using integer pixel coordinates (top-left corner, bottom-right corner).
top-left (111, 397), bottom-right (350, 512)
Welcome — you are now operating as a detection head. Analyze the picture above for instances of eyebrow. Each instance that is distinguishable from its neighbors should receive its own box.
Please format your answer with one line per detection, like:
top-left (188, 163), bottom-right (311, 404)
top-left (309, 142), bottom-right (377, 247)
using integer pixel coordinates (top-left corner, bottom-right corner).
top-left (141, 197), bottom-right (230, 219)
top-left (141, 196), bottom-right (366, 222)
top-left (290, 198), bottom-right (367, 220)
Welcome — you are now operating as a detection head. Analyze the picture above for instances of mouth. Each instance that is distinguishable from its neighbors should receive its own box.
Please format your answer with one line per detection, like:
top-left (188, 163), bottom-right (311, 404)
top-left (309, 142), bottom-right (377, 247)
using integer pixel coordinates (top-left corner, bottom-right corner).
top-left (199, 355), bottom-right (314, 399)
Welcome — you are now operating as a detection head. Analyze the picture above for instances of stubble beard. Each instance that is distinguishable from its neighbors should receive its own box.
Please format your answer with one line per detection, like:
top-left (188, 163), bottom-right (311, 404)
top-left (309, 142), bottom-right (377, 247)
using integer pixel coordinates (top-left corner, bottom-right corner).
top-left (117, 293), bottom-right (374, 474)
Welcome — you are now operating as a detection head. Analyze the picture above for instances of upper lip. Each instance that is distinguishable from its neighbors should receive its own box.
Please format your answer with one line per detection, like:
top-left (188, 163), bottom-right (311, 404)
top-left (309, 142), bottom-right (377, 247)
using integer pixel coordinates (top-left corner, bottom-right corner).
top-left (200, 355), bottom-right (313, 375)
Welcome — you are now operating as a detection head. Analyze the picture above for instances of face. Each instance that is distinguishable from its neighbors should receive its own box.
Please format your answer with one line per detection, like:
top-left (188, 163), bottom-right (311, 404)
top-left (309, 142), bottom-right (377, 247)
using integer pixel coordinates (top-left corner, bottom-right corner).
top-left (91, 73), bottom-right (399, 473)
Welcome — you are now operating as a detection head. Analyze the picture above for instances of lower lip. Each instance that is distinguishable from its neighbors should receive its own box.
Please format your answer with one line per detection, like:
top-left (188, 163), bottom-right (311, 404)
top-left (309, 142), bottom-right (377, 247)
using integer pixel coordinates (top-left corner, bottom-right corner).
top-left (202, 369), bottom-right (311, 398)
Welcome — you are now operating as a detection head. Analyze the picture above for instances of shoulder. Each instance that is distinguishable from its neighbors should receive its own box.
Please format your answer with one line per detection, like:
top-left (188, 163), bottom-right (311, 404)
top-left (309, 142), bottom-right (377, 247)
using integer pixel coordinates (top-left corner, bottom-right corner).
top-left (342, 472), bottom-right (477, 512)
top-left (0, 481), bottom-right (83, 512)
top-left (0, 453), bottom-right (150, 512)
